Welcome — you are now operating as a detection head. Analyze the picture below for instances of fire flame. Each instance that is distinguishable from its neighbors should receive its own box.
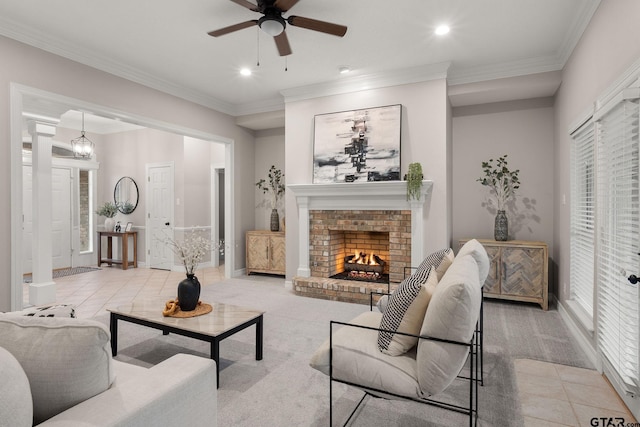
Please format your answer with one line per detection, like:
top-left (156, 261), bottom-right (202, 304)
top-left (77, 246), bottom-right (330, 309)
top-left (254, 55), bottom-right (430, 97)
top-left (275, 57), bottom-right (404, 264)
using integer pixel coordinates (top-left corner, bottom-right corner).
top-left (350, 250), bottom-right (379, 265)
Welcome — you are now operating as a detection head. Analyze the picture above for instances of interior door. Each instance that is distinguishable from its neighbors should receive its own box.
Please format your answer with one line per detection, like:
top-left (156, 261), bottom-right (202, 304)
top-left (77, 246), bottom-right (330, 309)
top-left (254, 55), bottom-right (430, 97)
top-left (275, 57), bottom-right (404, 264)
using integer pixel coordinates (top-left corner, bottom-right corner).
top-left (23, 165), bottom-right (72, 274)
top-left (146, 163), bottom-right (174, 270)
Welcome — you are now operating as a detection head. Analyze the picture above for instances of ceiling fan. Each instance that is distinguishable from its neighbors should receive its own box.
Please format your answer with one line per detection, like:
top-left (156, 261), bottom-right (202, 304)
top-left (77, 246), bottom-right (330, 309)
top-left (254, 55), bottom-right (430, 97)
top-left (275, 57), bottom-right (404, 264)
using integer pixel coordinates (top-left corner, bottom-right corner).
top-left (208, 0), bottom-right (347, 56)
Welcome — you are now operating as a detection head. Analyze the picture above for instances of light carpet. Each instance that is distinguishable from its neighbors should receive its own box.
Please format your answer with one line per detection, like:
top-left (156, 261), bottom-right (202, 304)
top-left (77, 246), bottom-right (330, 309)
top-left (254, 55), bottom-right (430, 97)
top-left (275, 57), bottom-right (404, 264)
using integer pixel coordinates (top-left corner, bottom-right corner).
top-left (93, 276), bottom-right (592, 427)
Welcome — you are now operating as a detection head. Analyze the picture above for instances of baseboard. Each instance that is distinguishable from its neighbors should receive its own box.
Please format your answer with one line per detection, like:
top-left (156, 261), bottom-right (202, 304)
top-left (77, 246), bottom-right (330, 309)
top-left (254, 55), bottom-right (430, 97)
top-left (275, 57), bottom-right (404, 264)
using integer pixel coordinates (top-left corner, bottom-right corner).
top-left (233, 268), bottom-right (246, 277)
top-left (284, 280), bottom-right (293, 290)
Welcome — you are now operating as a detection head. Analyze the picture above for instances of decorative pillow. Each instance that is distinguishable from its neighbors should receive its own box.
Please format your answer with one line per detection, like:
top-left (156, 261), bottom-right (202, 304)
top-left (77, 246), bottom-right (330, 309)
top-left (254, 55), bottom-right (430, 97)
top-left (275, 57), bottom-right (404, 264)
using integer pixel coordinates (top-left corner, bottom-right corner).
top-left (0, 346), bottom-right (32, 427)
top-left (0, 316), bottom-right (115, 424)
top-left (413, 248), bottom-right (455, 282)
top-left (376, 294), bottom-right (389, 313)
top-left (457, 239), bottom-right (490, 285)
top-left (377, 248), bottom-right (454, 315)
top-left (377, 266), bottom-right (439, 356)
top-left (11, 303), bottom-right (76, 318)
top-left (416, 254), bottom-right (482, 397)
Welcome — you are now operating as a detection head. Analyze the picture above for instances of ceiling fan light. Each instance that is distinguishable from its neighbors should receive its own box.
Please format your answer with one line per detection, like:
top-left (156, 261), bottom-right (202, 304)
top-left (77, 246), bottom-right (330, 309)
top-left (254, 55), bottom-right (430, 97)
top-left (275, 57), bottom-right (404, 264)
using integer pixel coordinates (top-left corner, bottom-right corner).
top-left (259, 17), bottom-right (285, 36)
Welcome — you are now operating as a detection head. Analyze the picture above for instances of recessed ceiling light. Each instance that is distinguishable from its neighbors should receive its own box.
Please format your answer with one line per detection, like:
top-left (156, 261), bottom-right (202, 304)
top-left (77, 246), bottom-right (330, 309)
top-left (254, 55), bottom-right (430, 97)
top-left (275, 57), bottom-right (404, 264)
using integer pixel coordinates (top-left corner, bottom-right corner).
top-left (240, 68), bottom-right (252, 76)
top-left (435, 25), bottom-right (450, 36)
top-left (339, 66), bottom-right (350, 74)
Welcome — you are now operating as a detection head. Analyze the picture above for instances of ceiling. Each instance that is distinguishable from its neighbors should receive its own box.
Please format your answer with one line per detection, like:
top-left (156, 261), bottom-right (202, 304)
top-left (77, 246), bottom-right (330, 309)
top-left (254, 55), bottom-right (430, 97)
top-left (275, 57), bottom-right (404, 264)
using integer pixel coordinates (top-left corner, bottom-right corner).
top-left (1, 0), bottom-right (600, 131)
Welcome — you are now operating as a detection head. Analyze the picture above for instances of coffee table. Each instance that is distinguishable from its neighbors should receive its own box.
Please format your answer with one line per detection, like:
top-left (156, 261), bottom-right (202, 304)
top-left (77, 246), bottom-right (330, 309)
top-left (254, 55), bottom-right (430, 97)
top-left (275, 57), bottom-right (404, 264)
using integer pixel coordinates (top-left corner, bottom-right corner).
top-left (108, 300), bottom-right (264, 388)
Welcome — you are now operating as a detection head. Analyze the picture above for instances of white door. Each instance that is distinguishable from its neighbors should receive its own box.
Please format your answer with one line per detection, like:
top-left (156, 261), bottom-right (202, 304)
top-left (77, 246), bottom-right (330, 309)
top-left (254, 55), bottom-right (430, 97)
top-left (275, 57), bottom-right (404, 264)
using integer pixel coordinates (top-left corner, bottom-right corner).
top-left (146, 163), bottom-right (174, 270)
top-left (23, 165), bottom-right (72, 273)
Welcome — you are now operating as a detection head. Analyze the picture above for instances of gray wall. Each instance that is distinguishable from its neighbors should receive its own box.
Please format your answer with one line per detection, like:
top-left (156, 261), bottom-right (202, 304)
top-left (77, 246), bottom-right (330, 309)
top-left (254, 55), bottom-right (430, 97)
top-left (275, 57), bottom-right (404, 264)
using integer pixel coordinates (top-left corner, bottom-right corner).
top-left (254, 128), bottom-right (285, 231)
top-left (452, 98), bottom-right (555, 256)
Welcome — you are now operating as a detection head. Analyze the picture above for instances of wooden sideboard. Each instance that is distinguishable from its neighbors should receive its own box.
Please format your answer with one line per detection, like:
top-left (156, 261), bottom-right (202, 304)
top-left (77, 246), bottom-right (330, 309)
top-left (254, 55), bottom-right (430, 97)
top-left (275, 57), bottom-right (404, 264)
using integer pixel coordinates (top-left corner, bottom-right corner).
top-left (246, 230), bottom-right (285, 276)
top-left (459, 239), bottom-right (548, 310)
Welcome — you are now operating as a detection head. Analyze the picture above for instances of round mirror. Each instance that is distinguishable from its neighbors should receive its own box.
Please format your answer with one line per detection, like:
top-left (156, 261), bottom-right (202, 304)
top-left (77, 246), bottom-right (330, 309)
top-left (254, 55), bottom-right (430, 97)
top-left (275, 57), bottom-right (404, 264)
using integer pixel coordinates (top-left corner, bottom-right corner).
top-left (114, 176), bottom-right (139, 214)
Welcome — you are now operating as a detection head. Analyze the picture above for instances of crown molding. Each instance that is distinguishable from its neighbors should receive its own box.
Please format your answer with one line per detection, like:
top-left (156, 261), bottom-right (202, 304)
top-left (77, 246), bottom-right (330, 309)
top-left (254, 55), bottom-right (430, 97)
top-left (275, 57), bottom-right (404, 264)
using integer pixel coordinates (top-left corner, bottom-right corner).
top-left (448, 55), bottom-right (564, 86)
top-left (280, 62), bottom-right (451, 103)
top-left (556, 0), bottom-right (601, 66)
top-left (0, 17), bottom-right (238, 115)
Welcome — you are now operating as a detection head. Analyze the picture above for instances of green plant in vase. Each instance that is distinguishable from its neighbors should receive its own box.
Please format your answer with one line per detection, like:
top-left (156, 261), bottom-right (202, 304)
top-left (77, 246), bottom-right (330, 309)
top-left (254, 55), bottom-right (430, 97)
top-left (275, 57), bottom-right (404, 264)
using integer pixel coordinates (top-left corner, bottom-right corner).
top-left (256, 165), bottom-right (285, 232)
top-left (406, 162), bottom-right (424, 201)
top-left (476, 155), bottom-right (520, 241)
top-left (95, 201), bottom-right (119, 231)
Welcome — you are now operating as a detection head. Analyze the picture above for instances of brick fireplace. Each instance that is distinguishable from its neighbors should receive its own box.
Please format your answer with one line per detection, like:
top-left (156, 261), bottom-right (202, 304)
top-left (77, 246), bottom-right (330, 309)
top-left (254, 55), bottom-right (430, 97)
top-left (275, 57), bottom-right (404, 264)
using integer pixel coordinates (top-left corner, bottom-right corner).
top-left (309, 210), bottom-right (410, 284)
top-left (289, 181), bottom-right (432, 304)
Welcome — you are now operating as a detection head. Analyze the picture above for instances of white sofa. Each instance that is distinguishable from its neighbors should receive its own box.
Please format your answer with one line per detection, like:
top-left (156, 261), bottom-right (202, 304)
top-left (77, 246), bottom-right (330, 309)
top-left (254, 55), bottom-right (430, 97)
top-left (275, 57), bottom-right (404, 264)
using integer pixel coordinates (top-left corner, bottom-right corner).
top-left (0, 314), bottom-right (217, 427)
top-left (310, 239), bottom-right (489, 426)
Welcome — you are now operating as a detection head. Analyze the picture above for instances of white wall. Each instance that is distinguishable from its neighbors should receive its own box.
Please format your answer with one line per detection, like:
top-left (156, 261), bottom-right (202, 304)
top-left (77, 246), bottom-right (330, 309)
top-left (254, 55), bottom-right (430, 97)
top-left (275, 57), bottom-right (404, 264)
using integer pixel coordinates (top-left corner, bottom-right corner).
top-left (284, 79), bottom-right (450, 280)
top-left (452, 98), bottom-right (555, 258)
top-left (254, 128), bottom-right (285, 230)
top-left (1, 35), bottom-right (256, 311)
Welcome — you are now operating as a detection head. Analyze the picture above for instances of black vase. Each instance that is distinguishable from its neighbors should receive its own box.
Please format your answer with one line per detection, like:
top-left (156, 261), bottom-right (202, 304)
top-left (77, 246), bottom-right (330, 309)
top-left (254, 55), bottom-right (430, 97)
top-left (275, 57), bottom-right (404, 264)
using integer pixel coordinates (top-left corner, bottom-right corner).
top-left (494, 210), bottom-right (508, 241)
top-left (270, 209), bottom-right (280, 232)
top-left (177, 274), bottom-right (201, 311)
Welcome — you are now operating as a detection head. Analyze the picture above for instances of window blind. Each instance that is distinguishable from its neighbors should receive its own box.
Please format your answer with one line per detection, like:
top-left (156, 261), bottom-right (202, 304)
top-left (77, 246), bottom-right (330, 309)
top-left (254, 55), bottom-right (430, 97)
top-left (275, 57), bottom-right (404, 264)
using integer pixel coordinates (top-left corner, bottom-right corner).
top-left (570, 121), bottom-right (595, 316)
top-left (596, 98), bottom-right (640, 392)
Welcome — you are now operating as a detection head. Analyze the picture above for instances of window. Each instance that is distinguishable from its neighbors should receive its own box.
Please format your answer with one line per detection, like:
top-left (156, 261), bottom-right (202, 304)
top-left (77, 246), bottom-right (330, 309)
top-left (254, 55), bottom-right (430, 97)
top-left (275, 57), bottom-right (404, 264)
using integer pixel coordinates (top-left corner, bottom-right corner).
top-left (595, 93), bottom-right (640, 393)
top-left (570, 120), bottom-right (595, 318)
top-left (78, 169), bottom-right (92, 253)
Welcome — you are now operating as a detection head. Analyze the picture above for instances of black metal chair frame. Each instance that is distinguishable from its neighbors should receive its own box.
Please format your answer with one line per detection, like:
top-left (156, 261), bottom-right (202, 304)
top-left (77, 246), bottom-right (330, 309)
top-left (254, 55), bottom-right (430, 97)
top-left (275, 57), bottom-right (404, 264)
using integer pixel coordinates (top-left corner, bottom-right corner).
top-left (329, 320), bottom-right (479, 426)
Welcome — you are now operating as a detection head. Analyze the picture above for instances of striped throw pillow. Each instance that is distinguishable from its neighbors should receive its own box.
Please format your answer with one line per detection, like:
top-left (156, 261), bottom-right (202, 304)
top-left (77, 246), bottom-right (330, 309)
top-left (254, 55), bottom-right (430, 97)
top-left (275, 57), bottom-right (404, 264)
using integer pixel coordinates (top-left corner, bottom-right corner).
top-left (377, 266), bottom-right (439, 356)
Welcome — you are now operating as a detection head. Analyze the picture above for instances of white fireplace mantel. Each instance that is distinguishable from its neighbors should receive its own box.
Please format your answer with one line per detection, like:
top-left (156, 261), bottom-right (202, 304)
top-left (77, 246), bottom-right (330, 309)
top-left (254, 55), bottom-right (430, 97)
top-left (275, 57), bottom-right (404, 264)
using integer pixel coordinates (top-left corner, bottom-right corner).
top-left (288, 180), bottom-right (433, 277)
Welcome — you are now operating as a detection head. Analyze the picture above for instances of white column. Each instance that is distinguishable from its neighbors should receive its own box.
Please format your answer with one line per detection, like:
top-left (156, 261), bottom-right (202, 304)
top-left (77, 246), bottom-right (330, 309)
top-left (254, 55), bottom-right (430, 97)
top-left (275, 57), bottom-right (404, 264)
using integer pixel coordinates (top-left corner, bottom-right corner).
top-left (297, 196), bottom-right (311, 277)
top-left (28, 120), bottom-right (57, 306)
top-left (410, 200), bottom-right (425, 268)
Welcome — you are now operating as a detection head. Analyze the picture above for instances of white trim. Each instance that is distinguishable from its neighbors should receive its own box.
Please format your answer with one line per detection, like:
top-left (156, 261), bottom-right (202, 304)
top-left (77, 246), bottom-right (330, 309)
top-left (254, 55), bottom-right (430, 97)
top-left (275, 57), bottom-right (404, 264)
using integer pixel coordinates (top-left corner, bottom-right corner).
top-left (568, 107), bottom-right (594, 136)
top-left (594, 87), bottom-right (640, 121)
top-left (557, 300), bottom-right (600, 370)
top-left (10, 83), bottom-right (236, 310)
top-left (281, 63), bottom-right (450, 103)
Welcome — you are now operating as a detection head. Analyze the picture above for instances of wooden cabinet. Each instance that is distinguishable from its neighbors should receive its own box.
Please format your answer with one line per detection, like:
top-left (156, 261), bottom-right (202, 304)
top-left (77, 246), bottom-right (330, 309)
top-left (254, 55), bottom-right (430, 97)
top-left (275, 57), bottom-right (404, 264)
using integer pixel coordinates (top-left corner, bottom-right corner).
top-left (459, 239), bottom-right (548, 310)
top-left (246, 231), bottom-right (285, 276)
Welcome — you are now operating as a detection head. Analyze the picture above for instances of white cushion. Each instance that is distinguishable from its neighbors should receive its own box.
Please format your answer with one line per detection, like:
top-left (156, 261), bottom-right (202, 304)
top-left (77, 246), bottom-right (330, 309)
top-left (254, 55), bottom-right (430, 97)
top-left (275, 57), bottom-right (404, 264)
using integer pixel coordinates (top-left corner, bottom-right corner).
top-left (0, 316), bottom-right (115, 424)
top-left (310, 311), bottom-right (422, 399)
top-left (416, 254), bottom-right (482, 396)
top-left (377, 266), bottom-right (438, 355)
top-left (0, 346), bottom-right (32, 427)
top-left (457, 239), bottom-right (490, 285)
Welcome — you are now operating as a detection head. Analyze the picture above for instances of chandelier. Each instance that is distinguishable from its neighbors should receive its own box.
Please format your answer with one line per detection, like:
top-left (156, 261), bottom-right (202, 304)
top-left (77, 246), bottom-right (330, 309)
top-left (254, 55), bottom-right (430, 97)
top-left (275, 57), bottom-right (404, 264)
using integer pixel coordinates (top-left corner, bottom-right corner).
top-left (70, 112), bottom-right (94, 159)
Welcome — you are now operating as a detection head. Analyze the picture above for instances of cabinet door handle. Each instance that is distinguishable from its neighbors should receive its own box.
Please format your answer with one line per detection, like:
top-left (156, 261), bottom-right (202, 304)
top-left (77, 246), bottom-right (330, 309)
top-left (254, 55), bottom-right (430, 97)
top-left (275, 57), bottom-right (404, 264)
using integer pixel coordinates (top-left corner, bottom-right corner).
top-left (266, 246), bottom-right (269, 261)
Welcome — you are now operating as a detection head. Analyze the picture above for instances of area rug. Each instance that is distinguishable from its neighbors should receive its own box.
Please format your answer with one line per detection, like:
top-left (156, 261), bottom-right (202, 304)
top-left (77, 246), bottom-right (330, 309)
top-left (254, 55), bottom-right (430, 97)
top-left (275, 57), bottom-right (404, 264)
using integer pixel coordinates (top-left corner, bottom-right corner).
top-left (93, 277), bottom-right (592, 427)
top-left (23, 266), bottom-right (101, 283)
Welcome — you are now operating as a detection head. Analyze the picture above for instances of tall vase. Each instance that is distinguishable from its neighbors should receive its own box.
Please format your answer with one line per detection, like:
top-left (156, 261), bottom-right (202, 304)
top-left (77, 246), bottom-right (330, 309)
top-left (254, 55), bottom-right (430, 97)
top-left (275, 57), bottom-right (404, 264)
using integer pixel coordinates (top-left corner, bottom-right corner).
top-left (177, 274), bottom-right (201, 311)
top-left (270, 209), bottom-right (280, 232)
top-left (494, 210), bottom-right (508, 241)
top-left (104, 217), bottom-right (115, 232)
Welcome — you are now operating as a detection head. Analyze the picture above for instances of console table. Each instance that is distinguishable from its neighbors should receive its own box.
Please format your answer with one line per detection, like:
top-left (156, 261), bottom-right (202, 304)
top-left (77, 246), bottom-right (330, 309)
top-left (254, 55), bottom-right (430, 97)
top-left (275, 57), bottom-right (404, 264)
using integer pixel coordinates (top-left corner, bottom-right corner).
top-left (459, 239), bottom-right (548, 310)
top-left (97, 231), bottom-right (138, 270)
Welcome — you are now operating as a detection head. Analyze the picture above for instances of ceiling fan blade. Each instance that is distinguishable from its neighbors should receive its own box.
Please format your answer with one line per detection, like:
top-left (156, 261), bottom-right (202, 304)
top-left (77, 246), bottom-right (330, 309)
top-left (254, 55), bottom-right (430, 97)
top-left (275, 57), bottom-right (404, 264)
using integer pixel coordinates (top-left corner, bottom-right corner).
top-left (208, 20), bottom-right (258, 37)
top-left (230, 0), bottom-right (259, 12)
top-left (274, 32), bottom-right (292, 56)
top-left (274, 0), bottom-right (299, 12)
top-left (287, 16), bottom-right (347, 37)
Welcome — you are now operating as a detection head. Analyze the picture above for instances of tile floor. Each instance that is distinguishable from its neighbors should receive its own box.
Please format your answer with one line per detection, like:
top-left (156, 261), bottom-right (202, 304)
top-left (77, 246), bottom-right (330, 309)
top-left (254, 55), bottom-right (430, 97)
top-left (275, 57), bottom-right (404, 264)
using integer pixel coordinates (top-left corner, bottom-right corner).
top-left (516, 359), bottom-right (637, 426)
top-left (22, 266), bottom-right (638, 426)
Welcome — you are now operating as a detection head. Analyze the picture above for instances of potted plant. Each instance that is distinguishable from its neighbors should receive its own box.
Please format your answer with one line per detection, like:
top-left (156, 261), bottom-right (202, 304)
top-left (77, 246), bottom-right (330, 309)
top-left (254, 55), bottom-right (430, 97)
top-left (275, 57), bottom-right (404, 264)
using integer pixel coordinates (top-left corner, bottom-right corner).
top-left (405, 162), bottom-right (424, 201)
top-left (476, 155), bottom-right (520, 241)
top-left (163, 229), bottom-right (213, 311)
top-left (95, 201), bottom-right (119, 231)
top-left (256, 165), bottom-right (285, 232)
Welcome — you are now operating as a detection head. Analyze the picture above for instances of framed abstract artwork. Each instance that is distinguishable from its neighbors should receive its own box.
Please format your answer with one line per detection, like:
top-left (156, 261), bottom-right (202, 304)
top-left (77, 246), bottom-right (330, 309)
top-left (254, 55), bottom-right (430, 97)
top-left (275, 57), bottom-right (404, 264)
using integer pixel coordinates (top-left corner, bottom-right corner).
top-left (313, 104), bottom-right (402, 183)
